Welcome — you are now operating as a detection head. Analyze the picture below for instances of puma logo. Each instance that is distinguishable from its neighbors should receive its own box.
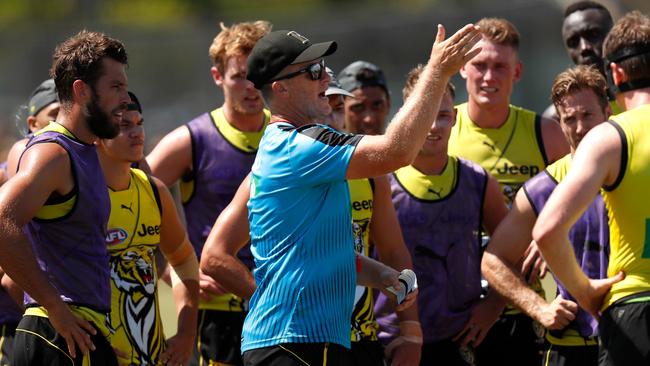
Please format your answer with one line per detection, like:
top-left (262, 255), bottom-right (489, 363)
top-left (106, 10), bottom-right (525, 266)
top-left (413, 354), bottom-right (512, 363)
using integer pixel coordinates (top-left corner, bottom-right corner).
top-left (121, 203), bottom-right (134, 214)
top-left (483, 141), bottom-right (497, 152)
top-left (428, 187), bottom-right (443, 199)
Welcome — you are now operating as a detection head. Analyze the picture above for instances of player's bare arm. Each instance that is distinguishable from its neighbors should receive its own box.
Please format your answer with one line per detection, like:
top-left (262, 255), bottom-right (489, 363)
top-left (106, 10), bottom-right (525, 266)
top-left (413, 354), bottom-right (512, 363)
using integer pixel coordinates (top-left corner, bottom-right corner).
top-left (200, 175), bottom-right (256, 299)
top-left (533, 123), bottom-right (625, 317)
top-left (0, 142), bottom-right (97, 357)
top-left (482, 189), bottom-right (578, 329)
top-left (155, 177), bottom-right (199, 366)
top-left (146, 125), bottom-right (192, 187)
top-left (540, 116), bottom-right (570, 164)
top-left (347, 24), bottom-right (482, 179)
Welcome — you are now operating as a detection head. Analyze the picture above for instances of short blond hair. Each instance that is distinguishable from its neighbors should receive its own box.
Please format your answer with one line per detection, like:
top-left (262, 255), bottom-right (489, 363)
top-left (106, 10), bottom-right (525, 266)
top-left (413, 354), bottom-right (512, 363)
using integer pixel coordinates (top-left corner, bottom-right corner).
top-left (402, 64), bottom-right (455, 101)
top-left (476, 18), bottom-right (520, 50)
top-left (208, 20), bottom-right (272, 73)
top-left (551, 65), bottom-right (609, 110)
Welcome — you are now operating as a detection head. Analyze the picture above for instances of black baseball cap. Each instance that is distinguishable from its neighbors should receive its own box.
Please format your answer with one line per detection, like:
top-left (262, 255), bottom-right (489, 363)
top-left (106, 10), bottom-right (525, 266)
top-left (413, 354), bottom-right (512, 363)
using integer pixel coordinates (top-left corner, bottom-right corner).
top-left (247, 30), bottom-right (337, 89)
top-left (338, 61), bottom-right (389, 95)
top-left (28, 79), bottom-right (59, 117)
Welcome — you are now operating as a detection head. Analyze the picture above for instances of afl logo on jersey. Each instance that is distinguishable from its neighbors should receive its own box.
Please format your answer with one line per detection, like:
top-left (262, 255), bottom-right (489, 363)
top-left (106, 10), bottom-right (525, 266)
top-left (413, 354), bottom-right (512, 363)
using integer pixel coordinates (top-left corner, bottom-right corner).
top-left (106, 228), bottom-right (128, 245)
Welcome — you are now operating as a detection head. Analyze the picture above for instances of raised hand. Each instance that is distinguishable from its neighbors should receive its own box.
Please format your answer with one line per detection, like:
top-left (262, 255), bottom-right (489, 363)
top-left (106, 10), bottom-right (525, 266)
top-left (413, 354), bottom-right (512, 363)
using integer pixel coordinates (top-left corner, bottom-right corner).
top-left (429, 24), bottom-right (482, 78)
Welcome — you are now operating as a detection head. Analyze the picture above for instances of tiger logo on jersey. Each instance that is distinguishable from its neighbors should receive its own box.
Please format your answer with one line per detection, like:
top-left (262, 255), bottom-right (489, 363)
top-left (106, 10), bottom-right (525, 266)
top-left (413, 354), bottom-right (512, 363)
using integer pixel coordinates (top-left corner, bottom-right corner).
top-left (109, 245), bottom-right (165, 364)
top-left (352, 218), bottom-right (370, 255)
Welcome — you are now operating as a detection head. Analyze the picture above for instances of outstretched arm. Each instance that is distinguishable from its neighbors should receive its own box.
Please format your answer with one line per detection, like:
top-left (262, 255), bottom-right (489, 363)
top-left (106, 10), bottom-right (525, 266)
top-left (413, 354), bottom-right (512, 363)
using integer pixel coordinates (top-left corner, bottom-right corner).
top-left (347, 24), bottom-right (482, 178)
top-left (200, 175), bottom-right (255, 299)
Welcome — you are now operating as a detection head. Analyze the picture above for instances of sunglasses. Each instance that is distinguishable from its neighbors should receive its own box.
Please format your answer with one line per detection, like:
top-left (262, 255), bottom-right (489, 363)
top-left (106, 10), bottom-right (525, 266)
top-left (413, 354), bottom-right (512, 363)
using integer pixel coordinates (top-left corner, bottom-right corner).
top-left (270, 59), bottom-right (325, 83)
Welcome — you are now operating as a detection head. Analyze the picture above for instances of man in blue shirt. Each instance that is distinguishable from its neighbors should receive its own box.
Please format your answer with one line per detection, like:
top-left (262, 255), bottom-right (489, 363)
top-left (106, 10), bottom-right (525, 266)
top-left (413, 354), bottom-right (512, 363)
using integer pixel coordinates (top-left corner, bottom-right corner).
top-left (211, 26), bottom-right (481, 365)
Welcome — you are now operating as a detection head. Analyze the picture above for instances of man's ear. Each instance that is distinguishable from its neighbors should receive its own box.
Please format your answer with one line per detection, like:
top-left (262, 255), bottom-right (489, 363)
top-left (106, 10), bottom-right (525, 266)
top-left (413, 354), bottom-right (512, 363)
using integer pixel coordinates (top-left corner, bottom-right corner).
top-left (71, 79), bottom-right (89, 103)
top-left (27, 116), bottom-right (38, 133)
top-left (610, 62), bottom-right (628, 86)
top-left (211, 66), bottom-right (224, 87)
top-left (271, 80), bottom-right (288, 95)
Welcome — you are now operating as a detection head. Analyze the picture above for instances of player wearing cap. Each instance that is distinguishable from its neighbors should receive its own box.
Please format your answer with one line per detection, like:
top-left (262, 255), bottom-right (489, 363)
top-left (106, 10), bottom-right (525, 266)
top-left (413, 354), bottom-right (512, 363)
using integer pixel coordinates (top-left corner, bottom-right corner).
top-left (542, 1), bottom-right (620, 120)
top-left (146, 21), bottom-right (271, 366)
top-left (533, 11), bottom-right (650, 365)
top-left (98, 92), bottom-right (199, 366)
top-left (338, 61), bottom-right (390, 135)
top-left (0, 30), bottom-right (130, 364)
top-left (374, 64), bottom-right (507, 366)
top-left (234, 24), bottom-right (480, 365)
top-left (448, 18), bottom-right (569, 366)
top-left (5, 78), bottom-right (61, 178)
top-left (482, 65), bottom-right (612, 366)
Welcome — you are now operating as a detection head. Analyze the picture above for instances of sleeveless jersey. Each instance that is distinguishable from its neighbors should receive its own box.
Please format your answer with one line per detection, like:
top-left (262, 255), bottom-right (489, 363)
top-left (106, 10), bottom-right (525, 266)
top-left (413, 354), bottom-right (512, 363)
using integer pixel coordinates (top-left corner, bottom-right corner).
top-left (243, 123), bottom-right (360, 351)
top-left (106, 169), bottom-right (166, 365)
top-left (448, 103), bottom-right (547, 205)
top-left (20, 122), bottom-right (111, 333)
top-left (602, 104), bottom-right (650, 308)
top-left (375, 157), bottom-right (487, 343)
top-left (348, 178), bottom-right (378, 342)
top-left (181, 108), bottom-right (269, 312)
top-left (524, 155), bottom-right (609, 343)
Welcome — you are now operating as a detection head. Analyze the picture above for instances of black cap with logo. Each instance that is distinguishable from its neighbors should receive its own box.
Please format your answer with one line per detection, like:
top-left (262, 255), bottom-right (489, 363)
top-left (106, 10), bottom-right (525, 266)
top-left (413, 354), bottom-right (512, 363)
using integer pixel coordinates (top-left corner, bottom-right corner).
top-left (338, 61), bottom-right (389, 95)
top-left (247, 30), bottom-right (337, 89)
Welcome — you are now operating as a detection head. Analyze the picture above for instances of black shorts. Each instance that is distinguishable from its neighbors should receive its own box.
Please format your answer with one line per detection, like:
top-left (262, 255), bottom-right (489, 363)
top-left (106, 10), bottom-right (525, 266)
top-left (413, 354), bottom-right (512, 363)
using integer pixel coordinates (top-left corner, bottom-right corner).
top-left (12, 315), bottom-right (117, 366)
top-left (349, 340), bottom-right (385, 366)
top-left (421, 339), bottom-right (474, 366)
top-left (0, 322), bottom-right (18, 365)
top-left (190, 309), bottom-right (246, 366)
top-left (542, 344), bottom-right (598, 366)
top-left (243, 343), bottom-right (350, 366)
top-left (598, 300), bottom-right (650, 366)
top-left (474, 313), bottom-right (544, 366)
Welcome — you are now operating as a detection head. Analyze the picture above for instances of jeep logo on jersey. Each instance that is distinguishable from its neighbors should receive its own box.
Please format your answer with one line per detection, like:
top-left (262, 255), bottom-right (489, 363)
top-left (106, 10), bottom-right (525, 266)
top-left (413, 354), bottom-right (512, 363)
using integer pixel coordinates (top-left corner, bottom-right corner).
top-left (137, 223), bottom-right (161, 237)
top-left (352, 199), bottom-right (373, 211)
top-left (496, 163), bottom-right (540, 177)
top-left (106, 228), bottom-right (128, 245)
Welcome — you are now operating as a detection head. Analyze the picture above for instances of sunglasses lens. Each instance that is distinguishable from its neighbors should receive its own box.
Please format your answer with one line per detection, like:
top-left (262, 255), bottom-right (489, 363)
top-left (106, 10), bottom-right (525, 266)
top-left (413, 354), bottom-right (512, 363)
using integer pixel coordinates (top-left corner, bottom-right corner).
top-left (310, 61), bottom-right (324, 80)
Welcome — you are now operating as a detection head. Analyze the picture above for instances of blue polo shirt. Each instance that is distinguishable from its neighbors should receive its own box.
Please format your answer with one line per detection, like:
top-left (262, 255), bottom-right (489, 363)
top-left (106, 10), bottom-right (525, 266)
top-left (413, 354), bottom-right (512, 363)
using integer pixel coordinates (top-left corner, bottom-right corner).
top-left (243, 122), bottom-right (363, 352)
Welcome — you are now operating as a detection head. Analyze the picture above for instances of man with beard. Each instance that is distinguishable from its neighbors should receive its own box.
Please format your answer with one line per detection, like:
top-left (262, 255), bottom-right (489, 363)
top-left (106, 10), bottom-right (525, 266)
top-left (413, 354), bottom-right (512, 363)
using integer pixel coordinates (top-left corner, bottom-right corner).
top-left (146, 20), bottom-right (271, 366)
top-left (0, 30), bottom-right (129, 365)
top-left (98, 92), bottom-right (200, 366)
top-left (542, 1), bottom-right (619, 119)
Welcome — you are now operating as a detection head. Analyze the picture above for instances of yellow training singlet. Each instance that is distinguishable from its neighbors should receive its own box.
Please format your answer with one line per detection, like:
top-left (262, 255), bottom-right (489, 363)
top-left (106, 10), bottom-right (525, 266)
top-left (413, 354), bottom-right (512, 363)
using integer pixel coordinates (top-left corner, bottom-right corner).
top-left (106, 168), bottom-right (166, 365)
top-left (348, 178), bottom-right (379, 342)
top-left (602, 104), bottom-right (650, 309)
top-left (449, 103), bottom-right (548, 205)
